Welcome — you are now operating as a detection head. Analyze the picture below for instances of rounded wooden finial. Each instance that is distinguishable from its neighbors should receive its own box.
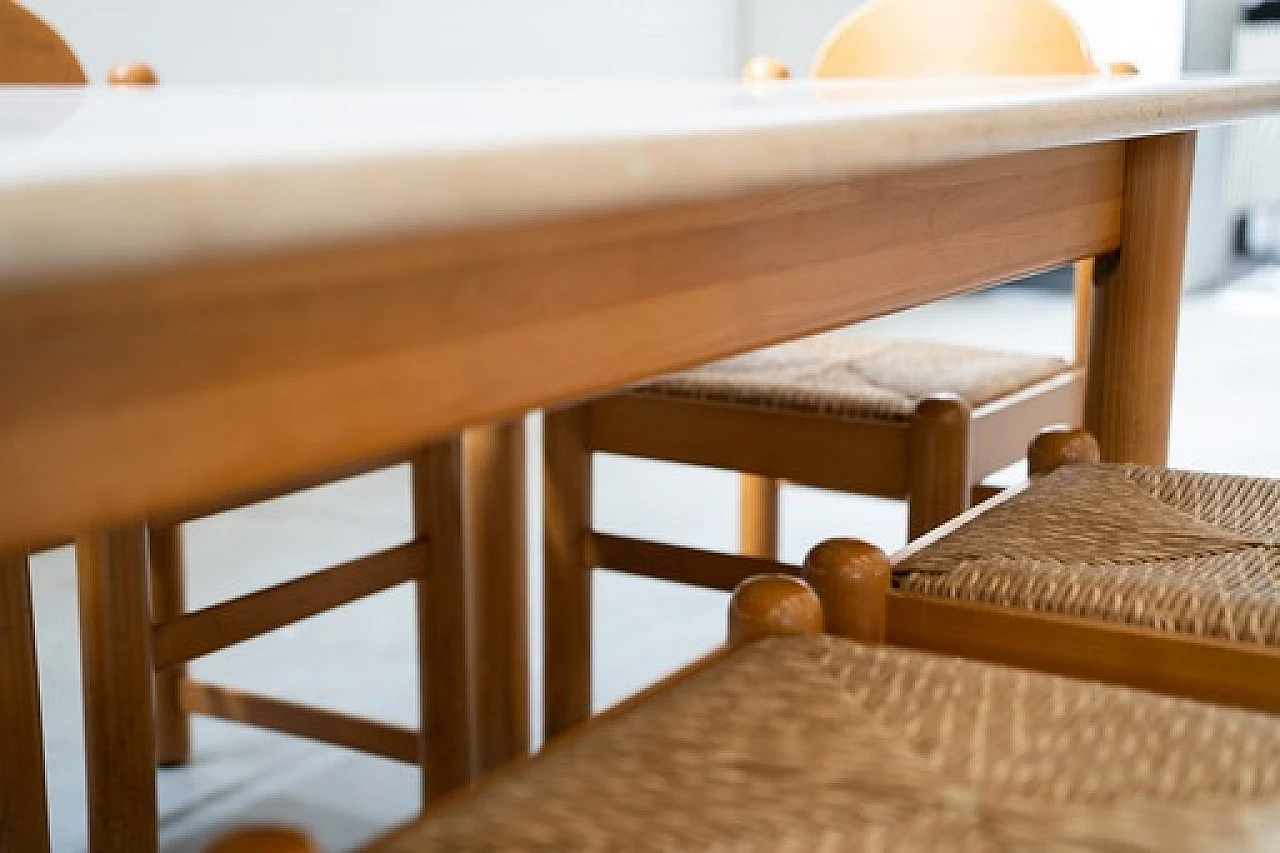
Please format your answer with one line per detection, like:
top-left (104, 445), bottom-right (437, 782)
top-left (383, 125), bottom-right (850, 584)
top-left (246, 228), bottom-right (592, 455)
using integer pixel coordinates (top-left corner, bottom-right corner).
top-left (206, 828), bottom-right (320, 853)
top-left (728, 575), bottom-right (822, 646)
top-left (742, 56), bottom-right (791, 83)
top-left (107, 62), bottom-right (158, 86)
top-left (803, 539), bottom-right (891, 643)
top-left (1109, 61), bottom-right (1140, 77)
top-left (913, 393), bottom-right (972, 427)
top-left (1028, 426), bottom-right (1100, 476)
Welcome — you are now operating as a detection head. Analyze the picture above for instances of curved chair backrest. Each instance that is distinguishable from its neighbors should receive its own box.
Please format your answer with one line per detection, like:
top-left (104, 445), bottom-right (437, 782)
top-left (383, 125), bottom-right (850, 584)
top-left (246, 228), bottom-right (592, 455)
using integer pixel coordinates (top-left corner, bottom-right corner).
top-left (0, 1), bottom-right (87, 84)
top-left (813, 0), bottom-right (1096, 79)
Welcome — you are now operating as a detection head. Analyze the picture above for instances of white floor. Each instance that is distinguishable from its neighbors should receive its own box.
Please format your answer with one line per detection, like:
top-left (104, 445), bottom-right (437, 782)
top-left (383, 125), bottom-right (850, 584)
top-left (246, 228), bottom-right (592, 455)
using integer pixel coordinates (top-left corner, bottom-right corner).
top-left (31, 269), bottom-right (1280, 851)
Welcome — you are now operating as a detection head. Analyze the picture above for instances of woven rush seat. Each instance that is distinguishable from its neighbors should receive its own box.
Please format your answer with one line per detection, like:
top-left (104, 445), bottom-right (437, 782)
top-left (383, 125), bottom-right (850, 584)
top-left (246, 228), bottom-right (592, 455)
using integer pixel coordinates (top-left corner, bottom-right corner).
top-left (372, 635), bottom-right (1280, 852)
top-left (639, 334), bottom-right (1070, 421)
top-left (898, 463), bottom-right (1280, 645)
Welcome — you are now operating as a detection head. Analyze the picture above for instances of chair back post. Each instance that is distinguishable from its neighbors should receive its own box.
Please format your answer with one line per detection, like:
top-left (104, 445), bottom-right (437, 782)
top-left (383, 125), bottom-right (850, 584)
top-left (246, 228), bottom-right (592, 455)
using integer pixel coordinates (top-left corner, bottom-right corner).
top-left (0, 1), bottom-right (86, 84)
top-left (728, 575), bottom-right (823, 646)
top-left (812, 0), bottom-right (1097, 78)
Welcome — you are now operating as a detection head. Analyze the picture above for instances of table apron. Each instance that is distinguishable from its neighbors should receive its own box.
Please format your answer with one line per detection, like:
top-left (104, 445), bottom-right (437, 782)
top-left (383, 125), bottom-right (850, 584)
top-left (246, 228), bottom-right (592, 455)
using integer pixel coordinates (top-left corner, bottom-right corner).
top-left (0, 141), bottom-right (1125, 549)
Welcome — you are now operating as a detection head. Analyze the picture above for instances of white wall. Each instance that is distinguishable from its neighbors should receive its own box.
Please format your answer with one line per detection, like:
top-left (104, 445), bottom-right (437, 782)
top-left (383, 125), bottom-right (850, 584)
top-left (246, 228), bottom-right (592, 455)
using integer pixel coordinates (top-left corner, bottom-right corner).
top-left (1183, 0), bottom-right (1242, 287)
top-left (24, 0), bottom-right (740, 83)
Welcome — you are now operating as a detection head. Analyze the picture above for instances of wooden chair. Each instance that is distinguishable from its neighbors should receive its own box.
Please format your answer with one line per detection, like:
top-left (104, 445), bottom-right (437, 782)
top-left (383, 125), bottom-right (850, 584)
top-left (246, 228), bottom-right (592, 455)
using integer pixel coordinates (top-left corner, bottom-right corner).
top-left (825, 427), bottom-right (1280, 718)
top-left (543, 0), bottom-right (1136, 739)
top-left (0, 6), bottom-right (489, 850)
top-left (217, 573), bottom-right (1280, 852)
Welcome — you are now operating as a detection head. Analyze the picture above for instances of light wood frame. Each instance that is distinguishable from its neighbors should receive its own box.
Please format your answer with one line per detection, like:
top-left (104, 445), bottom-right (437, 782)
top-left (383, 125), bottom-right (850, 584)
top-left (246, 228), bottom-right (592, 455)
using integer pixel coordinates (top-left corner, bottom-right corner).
top-left (221, 540), bottom-right (1280, 852)
top-left (542, 131), bottom-right (1166, 739)
top-left (75, 445), bottom-right (484, 853)
top-left (847, 489), bottom-right (1280, 716)
top-left (540, 3), bottom-right (1158, 739)
top-left (0, 9), bottom-right (525, 848)
top-left (584, 426), bottom-right (1280, 721)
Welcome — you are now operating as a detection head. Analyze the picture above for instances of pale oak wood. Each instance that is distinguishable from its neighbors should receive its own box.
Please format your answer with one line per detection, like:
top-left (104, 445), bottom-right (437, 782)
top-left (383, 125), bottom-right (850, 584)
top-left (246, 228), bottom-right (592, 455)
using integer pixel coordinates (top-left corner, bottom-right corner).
top-left (741, 56), bottom-right (790, 82)
top-left (906, 395), bottom-right (972, 540)
top-left (350, 579), bottom-right (1280, 853)
top-left (0, 0), bottom-right (85, 84)
top-left (727, 574), bottom-right (824, 647)
top-left (543, 406), bottom-right (593, 740)
top-left (803, 539), bottom-right (891, 643)
top-left (1073, 258), bottom-right (1095, 364)
top-left (877, 443), bottom-right (1280, 717)
top-left (77, 524), bottom-right (158, 853)
top-left (148, 524), bottom-right (191, 767)
top-left (723, 0), bottom-right (1110, 554)
top-left (738, 474), bottom-right (780, 559)
top-left (1027, 426), bottom-right (1101, 475)
top-left (0, 12), bottom-right (78, 851)
top-left (0, 142), bottom-right (1124, 551)
top-left (593, 393), bottom-right (909, 497)
top-left (885, 590), bottom-right (1280, 715)
top-left (544, 0), bottom-right (1128, 716)
top-left (0, 553), bottom-right (49, 853)
top-left (151, 541), bottom-right (425, 669)
top-left (273, 644), bottom-right (753, 853)
top-left (1085, 133), bottom-right (1197, 464)
top-left (589, 533), bottom-right (796, 593)
top-left (207, 827), bottom-right (321, 853)
top-left (107, 62), bottom-right (157, 86)
top-left (814, 0), bottom-right (1097, 79)
top-left (545, 134), bottom-right (1115, 713)
top-left (969, 484), bottom-right (1005, 504)
top-left (181, 680), bottom-right (419, 764)
top-left (599, 370), bottom-right (1080, 514)
top-left (461, 422), bottom-right (530, 773)
top-left (413, 441), bottom-right (477, 799)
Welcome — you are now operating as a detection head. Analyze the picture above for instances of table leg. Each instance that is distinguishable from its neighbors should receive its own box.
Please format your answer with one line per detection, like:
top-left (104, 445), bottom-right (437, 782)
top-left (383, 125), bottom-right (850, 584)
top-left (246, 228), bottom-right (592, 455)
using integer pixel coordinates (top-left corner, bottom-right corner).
top-left (1, 553), bottom-right (50, 853)
top-left (463, 421), bottom-right (529, 773)
top-left (1084, 132), bottom-right (1197, 465)
top-left (77, 524), bottom-right (158, 853)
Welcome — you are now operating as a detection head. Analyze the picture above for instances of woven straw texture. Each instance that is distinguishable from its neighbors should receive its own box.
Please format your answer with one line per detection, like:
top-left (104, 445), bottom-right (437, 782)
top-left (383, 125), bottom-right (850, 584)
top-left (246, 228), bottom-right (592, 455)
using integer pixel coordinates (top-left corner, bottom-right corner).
top-left (898, 464), bottom-right (1280, 644)
top-left (638, 334), bottom-right (1069, 422)
top-left (373, 636), bottom-right (1280, 852)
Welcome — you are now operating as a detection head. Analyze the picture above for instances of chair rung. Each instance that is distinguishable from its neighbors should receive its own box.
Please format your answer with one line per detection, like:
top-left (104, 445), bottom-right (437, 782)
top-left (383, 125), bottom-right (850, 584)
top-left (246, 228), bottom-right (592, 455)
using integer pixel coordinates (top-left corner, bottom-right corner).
top-left (180, 680), bottom-right (420, 763)
top-left (588, 533), bottom-right (796, 593)
top-left (153, 540), bottom-right (425, 668)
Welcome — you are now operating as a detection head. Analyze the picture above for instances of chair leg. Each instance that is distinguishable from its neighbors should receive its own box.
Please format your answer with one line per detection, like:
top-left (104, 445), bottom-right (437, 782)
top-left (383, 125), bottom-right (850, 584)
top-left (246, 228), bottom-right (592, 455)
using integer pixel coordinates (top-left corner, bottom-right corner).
top-left (738, 474), bottom-right (780, 559)
top-left (462, 422), bottom-right (530, 774)
top-left (413, 439), bottom-right (476, 802)
top-left (803, 539), bottom-right (891, 643)
top-left (1, 553), bottom-right (51, 853)
top-left (78, 525), bottom-right (158, 853)
top-left (148, 523), bottom-right (191, 767)
top-left (906, 394), bottom-right (972, 541)
top-left (543, 406), bottom-right (593, 741)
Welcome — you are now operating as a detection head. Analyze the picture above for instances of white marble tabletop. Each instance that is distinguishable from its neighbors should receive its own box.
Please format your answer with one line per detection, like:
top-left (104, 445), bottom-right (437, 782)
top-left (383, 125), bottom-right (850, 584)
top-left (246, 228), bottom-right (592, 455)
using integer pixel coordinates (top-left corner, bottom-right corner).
top-left (2, 76), bottom-right (1279, 283)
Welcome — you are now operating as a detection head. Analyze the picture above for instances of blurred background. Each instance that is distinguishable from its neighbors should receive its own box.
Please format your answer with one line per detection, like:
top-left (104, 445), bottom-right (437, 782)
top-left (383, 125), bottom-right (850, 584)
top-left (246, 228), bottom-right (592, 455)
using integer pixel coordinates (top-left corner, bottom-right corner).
top-left (18, 1), bottom-right (1280, 849)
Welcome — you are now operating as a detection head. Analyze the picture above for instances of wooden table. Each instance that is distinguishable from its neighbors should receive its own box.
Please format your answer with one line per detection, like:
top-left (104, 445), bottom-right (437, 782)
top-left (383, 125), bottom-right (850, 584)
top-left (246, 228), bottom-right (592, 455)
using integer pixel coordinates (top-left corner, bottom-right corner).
top-left (3, 77), bottom-right (1280, 852)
